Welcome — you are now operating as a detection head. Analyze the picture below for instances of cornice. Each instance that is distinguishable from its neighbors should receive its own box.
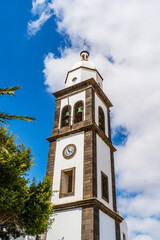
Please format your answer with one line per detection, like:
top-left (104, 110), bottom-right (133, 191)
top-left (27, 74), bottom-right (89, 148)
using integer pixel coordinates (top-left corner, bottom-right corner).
top-left (53, 78), bottom-right (113, 108)
top-left (54, 198), bottom-right (123, 224)
top-left (47, 122), bottom-right (116, 152)
top-left (65, 66), bottom-right (103, 84)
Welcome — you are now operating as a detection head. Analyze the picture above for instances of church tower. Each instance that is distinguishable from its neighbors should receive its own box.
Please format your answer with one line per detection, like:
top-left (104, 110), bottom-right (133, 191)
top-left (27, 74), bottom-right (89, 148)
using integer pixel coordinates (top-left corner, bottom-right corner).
top-left (45, 50), bottom-right (128, 240)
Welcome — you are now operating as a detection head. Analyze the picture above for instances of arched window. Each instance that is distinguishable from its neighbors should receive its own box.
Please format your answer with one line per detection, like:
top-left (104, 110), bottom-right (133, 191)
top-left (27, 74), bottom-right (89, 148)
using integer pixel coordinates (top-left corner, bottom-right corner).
top-left (61, 105), bottom-right (71, 127)
top-left (98, 106), bottom-right (105, 133)
top-left (74, 101), bottom-right (84, 123)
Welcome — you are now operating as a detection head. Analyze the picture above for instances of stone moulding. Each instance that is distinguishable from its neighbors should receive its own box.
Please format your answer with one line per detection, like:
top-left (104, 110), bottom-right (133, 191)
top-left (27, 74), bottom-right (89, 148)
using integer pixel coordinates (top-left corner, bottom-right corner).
top-left (54, 197), bottom-right (123, 224)
top-left (53, 78), bottom-right (113, 108)
top-left (47, 123), bottom-right (116, 152)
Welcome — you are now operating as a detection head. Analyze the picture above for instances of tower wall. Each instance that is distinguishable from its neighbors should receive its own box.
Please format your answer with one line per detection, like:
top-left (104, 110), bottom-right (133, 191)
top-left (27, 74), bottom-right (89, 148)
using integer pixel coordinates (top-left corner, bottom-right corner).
top-left (97, 134), bottom-right (113, 209)
top-left (45, 78), bottom-right (127, 240)
top-left (95, 93), bottom-right (109, 137)
top-left (47, 208), bottom-right (82, 240)
top-left (52, 132), bottom-right (84, 205)
top-left (99, 210), bottom-right (116, 240)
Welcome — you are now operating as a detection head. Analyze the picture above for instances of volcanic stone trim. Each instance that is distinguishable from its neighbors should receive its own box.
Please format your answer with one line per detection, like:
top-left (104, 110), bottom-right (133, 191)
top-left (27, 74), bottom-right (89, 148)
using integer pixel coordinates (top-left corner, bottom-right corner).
top-left (94, 207), bottom-right (100, 240)
top-left (82, 207), bottom-right (94, 240)
top-left (107, 108), bottom-right (111, 140)
top-left (93, 131), bottom-right (97, 197)
top-left (81, 207), bottom-right (100, 240)
top-left (83, 130), bottom-right (94, 199)
top-left (47, 123), bottom-right (116, 152)
top-left (85, 88), bottom-right (93, 124)
top-left (83, 130), bottom-right (97, 199)
top-left (46, 141), bottom-right (57, 181)
top-left (39, 233), bottom-right (47, 240)
top-left (53, 78), bottom-right (113, 108)
top-left (52, 100), bottom-right (61, 135)
top-left (110, 150), bottom-right (117, 212)
top-left (92, 89), bottom-right (95, 122)
top-left (54, 198), bottom-right (123, 223)
top-left (115, 222), bottom-right (121, 240)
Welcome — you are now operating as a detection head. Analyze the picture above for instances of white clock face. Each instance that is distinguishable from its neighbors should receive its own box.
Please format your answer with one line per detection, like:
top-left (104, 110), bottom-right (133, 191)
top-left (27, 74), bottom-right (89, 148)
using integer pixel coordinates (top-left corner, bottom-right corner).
top-left (63, 144), bottom-right (76, 159)
top-left (65, 146), bottom-right (74, 156)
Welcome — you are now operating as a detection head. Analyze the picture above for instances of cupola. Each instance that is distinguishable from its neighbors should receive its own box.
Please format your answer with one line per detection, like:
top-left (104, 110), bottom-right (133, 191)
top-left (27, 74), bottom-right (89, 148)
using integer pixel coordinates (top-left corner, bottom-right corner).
top-left (65, 49), bottom-right (103, 89)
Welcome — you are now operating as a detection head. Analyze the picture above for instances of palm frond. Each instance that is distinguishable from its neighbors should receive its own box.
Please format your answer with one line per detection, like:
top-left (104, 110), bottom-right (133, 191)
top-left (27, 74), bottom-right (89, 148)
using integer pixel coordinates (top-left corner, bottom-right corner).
top-left (0, 86), bottom-right (22, 96)
top-left (0, 112), bottom-right (36, 123)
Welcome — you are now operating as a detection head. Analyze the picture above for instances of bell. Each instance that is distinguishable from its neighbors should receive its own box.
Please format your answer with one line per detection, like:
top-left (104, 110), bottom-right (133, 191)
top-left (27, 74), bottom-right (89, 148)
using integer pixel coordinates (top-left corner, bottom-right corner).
top-left (77, 107), bottom-right (83, 113)
top-left (65, 119), bottom-right (69, 124)
top-left (65, 111), bottom-right (70, 116)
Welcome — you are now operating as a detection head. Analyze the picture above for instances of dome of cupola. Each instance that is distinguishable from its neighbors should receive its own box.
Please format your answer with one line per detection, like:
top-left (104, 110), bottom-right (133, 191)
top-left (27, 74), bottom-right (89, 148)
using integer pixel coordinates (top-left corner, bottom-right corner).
top-left (65, 49), bottom-right (103, 89)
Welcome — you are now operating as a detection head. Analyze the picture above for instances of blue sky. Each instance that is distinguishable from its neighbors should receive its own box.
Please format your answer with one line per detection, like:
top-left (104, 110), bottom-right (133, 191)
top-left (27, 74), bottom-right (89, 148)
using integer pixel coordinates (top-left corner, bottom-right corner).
top-left (0, 0), bottom-right (63, 181)
top-left (1, 1), bottom-right (160, 239)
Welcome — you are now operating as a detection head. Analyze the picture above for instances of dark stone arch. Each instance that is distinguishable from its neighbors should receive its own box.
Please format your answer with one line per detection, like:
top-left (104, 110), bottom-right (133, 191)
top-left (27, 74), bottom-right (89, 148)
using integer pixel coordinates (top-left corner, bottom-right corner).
top-left (61, 105), bottom-right (71, 127)
top-left (74, 100), bottom-right (84, 124)
top-left (98, 106), bottom-right (105, 133)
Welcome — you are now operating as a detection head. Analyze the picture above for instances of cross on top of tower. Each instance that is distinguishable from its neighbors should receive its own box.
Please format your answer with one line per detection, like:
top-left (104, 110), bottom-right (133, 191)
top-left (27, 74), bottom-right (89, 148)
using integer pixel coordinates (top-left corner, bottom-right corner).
top-left (82, 38), bottom-right (87, 50)
top-left (80, 38), bottom-right (90, 61)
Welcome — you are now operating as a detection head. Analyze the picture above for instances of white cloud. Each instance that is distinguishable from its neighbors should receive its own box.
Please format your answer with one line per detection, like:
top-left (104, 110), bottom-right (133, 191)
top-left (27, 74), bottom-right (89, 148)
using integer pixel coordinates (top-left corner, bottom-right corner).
top-left (27, 0), bottom-right (54, 36)
top-left (29, 0), bottom-right (160, 239)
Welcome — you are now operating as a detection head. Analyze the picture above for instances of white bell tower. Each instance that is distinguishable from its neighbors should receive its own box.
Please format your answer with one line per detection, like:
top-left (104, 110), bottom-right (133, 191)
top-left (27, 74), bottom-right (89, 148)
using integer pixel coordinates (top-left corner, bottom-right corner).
top-left (43, 49), bottom-right (128, 240)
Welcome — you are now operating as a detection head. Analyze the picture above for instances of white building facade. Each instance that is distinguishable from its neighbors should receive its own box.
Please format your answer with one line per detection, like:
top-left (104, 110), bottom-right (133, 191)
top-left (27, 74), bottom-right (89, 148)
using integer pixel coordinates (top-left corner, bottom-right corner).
top-left (43, 50), bottom-right (128, 240)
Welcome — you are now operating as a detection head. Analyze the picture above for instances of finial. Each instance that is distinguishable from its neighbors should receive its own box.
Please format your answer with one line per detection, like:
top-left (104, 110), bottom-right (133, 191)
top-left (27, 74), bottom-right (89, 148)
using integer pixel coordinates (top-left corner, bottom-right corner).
top-left (80, 38), bottom-right (89, 61)
top-left (83, 38), bottom-right (87, 50)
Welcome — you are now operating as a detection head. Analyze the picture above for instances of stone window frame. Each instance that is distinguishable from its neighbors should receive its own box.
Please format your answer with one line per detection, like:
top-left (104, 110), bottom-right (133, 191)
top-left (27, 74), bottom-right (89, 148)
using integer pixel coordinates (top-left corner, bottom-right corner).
top-left (101, 171), bottom-right (109, 203)
top-left (123, 233), bottom-right (126, 240)
top-left (73, 100), bottom-right (84, 124)
top-left (98, 106), bottom-right (105, 133)
top-left (59, 167), bottom-right (75, 198)
top-left (61, 105), bottom-right (71, 128)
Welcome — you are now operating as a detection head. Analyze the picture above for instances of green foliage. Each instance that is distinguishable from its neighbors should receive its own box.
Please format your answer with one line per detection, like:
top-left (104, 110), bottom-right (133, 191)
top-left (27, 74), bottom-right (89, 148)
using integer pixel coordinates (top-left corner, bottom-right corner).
top-left (0, 126), bottom-right (54, 239)
top-left (0, 86), bottom-right (22, 96)
top-left (0, 86), bottom-right (36, 123)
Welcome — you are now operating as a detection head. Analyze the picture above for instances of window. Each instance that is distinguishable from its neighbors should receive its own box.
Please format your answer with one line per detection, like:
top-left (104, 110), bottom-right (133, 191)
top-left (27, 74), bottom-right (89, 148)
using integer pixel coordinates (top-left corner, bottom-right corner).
top-left (98, 106), bottom-right (105, 133)
top-left (101, 172), bottom-right (109, 202)
top-left (61, 105), bottom-right (71, 127)
top-left (123, 233), bottom-right (126, 240)
top-left (74, 101), bottom-right (84, 123)
top-left (59, 167), bottom-right (75, 198)
top-left (72, 77), bottom-right (77, 83)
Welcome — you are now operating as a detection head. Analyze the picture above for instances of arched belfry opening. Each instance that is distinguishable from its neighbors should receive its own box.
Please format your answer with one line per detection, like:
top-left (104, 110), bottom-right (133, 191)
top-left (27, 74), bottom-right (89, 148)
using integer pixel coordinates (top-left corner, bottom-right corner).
top-left (74, 101), bottom-right (84, 123)
top-left (98, 106), bottom-right (105, 133)
top-left (61, 105), bottom-right (71, 127)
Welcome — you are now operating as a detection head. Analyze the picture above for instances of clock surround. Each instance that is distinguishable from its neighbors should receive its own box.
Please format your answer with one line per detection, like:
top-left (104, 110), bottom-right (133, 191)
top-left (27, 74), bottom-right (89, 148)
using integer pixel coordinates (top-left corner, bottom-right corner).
top-left (62, 144), bottom-right (77, 159)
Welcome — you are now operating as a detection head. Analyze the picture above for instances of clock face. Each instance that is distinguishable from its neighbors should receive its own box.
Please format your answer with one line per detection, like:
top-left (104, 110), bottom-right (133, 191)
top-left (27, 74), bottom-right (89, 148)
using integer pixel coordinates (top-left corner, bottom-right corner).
top-left (63, 144), bottom-right (76, 159)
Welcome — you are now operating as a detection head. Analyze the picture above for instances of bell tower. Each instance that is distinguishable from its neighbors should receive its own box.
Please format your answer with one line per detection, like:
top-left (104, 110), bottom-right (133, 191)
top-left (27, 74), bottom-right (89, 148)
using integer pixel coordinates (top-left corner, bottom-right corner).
top-left (45, 50), bottom-right (128, 240)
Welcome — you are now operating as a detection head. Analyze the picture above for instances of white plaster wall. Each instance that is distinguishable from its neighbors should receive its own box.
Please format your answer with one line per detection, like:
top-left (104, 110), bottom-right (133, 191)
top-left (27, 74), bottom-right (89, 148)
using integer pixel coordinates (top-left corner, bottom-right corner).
top-left (100, 210), bottom-right (116, 240)
top-left (66, 68), bottom-right (103, 88)
top-left (95, 93), bottom-right (108, 137)
top-left (97, 134), bottom-right (113, 210)
top-left (47, 209), bottom-right (82, 240)
top-left (81, 68), bottom-right (96, 82)
top-left (120, 220), bottom-right (128, 240)
top-left (52, 132), bottom-right (84, 204)
top-left (65, 69), bottom-right (82, 88)
top-left (59, 91), bottom-right (86, 128)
